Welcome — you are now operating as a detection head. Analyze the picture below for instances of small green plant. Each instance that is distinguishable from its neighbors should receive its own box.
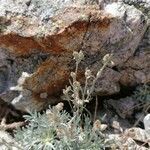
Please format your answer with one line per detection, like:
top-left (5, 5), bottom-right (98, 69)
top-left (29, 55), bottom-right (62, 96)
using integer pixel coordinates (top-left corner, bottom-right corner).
top-left (132, 84), bottom-right (150, 127)
top-left (62, 51), bottom-right (112, 119)
top-left (134, 84), bottom-right (150, 113)
top-left (13, 51), bottom-right (113, 150)
top-left (14, 104), bottom-right (107, 150)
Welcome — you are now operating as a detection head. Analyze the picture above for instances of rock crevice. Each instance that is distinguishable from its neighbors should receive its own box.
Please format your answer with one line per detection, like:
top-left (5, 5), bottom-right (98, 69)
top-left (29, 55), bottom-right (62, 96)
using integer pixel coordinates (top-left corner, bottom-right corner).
top-left (0, 0), bottom-right (149, 111)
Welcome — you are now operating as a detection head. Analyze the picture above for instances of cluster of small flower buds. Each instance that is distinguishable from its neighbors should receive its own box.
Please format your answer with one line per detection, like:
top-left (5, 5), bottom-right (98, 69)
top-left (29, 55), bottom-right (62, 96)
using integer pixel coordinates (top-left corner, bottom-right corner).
top-left (63, 86), bottom-right (71, 95)
top-left (73, 50), bottom-right (84, 63)
top-left (63, 51), bottom-right (113, 114)
top-left (70, 72), bottom-right (76, 81)
top-left (55, 102), bottom-right (64, 112)
top-left (102, 54), bottom-right (114, 66)
top-left (85, 68), bottom-right (92, 79)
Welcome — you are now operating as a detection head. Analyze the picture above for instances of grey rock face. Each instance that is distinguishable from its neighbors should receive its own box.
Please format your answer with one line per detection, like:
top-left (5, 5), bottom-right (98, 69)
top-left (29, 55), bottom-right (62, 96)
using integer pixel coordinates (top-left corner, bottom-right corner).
top-left (0, 66), bottom-right (9, 94)
top-left (122, 0), bottom-right (150, 17)
top-left (0, 0), bottom-right (149, 111)
top-left (0, 130), bottom-right (20, 150)
top-left (0, 48), bottom-right (49, 103)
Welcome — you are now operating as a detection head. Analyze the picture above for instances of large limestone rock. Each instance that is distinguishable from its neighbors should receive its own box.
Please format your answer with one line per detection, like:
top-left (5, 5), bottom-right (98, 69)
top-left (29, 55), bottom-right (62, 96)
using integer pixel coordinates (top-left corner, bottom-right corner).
top-left (120, 26), bottom-right (150, 86)
top-left (0, 130), bottom-right (20, 150)
top-left (0, 0), bottom-right (149, 111)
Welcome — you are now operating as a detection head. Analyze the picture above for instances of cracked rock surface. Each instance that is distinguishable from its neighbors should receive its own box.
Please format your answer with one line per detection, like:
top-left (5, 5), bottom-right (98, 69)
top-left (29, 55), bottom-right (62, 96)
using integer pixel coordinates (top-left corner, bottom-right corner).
top-left (0, 0), bottom-right (149, 111)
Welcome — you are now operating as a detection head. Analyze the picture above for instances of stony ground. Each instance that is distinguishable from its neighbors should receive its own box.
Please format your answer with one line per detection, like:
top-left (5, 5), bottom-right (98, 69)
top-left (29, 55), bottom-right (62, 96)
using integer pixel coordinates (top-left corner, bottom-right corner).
top-left (0, 0), bottom-right (150, 149)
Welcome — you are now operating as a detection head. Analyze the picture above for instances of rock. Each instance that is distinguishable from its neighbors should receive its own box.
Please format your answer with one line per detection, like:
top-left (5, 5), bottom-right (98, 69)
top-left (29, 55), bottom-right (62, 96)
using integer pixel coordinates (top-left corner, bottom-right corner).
top-left (120, 24), bottom-right (150, 86)
top-left (0, 98), bottom-right (8, 119)
top-left (122, 137), bottom-right (149, 150)
top-left (122, 0), bottom-right (150, 17)
top-left (0, 130), bottom-right (20, 150)
top-left (0, 0), bottom-right (149, 111)
top-left (10, 72), bottom-right (60, 111)
top-left (94, 67), bottom-right (121, 95)
top-left (144, 114), bottom-right (150, 133)
top-left (106, 97), bottom-right (138, 118)
top-left (120, 43), bottom-right (150, 86)
top-left (107, 134), bottom-right (149, 150)
top-left (0, 66), bottom-right (9, 94)
top-left (144, 114), bottom-right (150, 146)
top-left (124, 127), bottom-right (147, 143)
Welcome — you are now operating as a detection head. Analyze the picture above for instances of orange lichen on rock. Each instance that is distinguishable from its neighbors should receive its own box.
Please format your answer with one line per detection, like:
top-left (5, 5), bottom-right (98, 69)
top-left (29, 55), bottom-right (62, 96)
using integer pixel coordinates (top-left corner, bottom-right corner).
top-left (0, 6), bottom-right (112, 56)
top-left (23, 55), bottom-right (71, 95)
top-left (0, 34), bottom-right (42, 55)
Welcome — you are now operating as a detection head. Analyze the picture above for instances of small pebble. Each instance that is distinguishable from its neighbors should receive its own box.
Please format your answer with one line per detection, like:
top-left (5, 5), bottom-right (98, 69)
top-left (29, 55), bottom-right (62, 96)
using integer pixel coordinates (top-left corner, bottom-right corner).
top-left (40, 92), bottom-right (48, 99)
